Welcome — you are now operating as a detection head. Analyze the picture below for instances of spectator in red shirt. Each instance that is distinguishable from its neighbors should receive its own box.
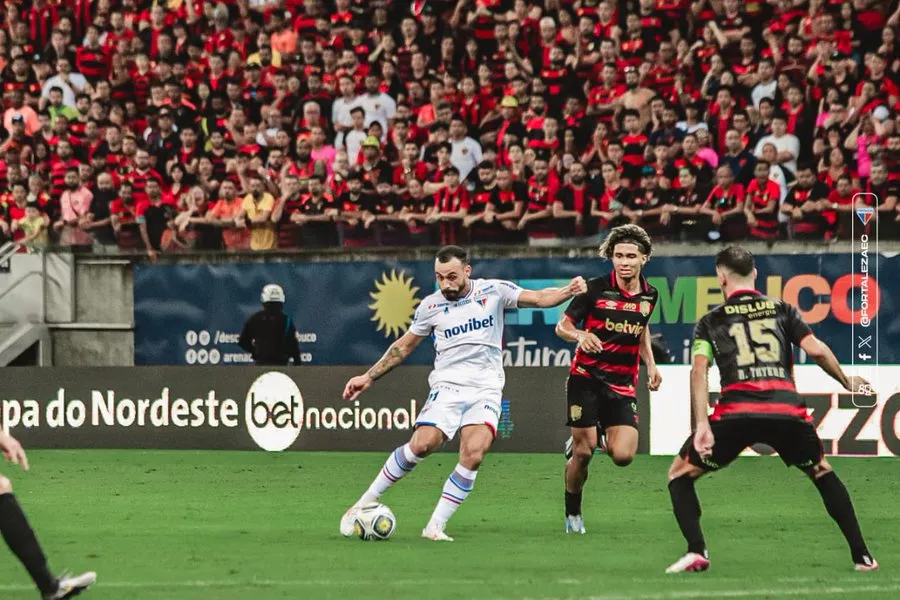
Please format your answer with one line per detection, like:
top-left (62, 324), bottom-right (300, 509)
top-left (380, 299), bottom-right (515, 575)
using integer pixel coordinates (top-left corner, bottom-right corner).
top-left (429, 167), bottom-right (469, 245)
top-left (624, 166), bottom-right (670, 237)
top-left (781, 162), bottom-right (831, 241)
top-left (517, 158), bottom-right (557, 237)
top-left (553, 162), bottom-right (594, 238)
top-left (701, 164), bottom-right (747, 241)
top-left (592, 160), bottom-right (628, 231)
top-left (744, 160), bottom-right (782, 241)
top-left (824, 174), bottom-right (861, 240)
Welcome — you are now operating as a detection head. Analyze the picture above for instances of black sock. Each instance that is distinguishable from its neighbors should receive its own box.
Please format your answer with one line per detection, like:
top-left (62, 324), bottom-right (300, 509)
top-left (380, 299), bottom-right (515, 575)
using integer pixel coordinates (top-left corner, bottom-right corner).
top-left (0, 493), bottom-right (56, 594)
top-left (813, 471), bottom-right (871, 564)
top-left (668, 476), bottom-right (707, 556)
top-left (565, 490), bottom-right (583, 517)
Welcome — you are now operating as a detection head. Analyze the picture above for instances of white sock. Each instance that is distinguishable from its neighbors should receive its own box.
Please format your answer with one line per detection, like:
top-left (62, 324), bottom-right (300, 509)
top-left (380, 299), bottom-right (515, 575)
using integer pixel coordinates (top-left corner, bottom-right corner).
top-left (359, 443), bottom-right (423, 505)
top-left (428, 463), bottom-right (478, 528)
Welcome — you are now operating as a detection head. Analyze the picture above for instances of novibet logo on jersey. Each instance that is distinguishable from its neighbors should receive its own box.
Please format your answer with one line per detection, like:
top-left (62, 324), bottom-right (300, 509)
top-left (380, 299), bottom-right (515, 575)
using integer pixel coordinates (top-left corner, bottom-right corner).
top-left (245, 372), bottom-right (304, 451)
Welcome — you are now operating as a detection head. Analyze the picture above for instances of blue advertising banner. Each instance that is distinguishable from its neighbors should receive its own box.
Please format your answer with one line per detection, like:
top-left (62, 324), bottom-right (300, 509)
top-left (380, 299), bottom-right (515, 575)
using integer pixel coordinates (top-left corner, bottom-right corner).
top-left (134, 254), bottom-right (899, 366)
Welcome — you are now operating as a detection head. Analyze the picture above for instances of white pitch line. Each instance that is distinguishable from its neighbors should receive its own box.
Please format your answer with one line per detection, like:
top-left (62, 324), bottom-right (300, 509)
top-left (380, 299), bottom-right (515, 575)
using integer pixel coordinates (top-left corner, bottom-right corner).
top-left (568, 583), bottom-right (900, 600)
top-left (0, 579), bottom-right (897, 598)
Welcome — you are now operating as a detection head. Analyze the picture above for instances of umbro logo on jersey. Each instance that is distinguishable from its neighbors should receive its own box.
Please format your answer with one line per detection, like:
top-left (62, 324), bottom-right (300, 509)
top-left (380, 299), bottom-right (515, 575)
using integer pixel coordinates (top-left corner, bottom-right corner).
top-left (445, 315), bottom-right (496, 339)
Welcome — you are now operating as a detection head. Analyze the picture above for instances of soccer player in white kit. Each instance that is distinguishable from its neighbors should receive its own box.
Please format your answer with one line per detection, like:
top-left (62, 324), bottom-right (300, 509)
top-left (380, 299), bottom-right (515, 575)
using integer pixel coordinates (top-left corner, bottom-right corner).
top-left (341, 245), bottom-right (587, 541)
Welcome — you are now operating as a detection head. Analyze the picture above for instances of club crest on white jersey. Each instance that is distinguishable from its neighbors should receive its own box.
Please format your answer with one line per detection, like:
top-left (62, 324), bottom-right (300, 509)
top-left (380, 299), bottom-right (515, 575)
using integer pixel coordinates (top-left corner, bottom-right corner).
top-left (409, 279), bottom-right (522, 389)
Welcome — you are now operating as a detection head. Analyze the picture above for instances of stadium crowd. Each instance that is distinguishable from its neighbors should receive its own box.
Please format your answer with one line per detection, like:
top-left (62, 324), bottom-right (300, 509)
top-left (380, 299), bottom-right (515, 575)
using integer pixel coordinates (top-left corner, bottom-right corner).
top-left (0, 0), bottom-right (898, 255)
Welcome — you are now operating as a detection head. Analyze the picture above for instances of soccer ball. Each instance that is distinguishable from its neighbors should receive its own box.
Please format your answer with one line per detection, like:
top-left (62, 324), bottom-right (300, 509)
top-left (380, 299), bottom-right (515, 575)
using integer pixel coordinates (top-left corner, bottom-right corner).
top-left (353, 503), bottom-right (396, 541)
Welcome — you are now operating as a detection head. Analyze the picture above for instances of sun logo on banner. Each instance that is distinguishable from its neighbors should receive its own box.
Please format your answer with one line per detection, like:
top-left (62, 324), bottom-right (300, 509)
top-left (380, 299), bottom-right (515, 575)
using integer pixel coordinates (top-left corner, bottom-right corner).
top-left (369, 270), bottom-right (421, 338)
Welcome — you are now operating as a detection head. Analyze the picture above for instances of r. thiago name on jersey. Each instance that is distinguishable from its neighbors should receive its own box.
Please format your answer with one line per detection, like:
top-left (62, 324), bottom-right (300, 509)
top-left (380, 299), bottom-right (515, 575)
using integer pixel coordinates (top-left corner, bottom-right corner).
top-left (693, 289), bottom-right (814, 420)
top-left (722, 298), bottom-right (787, 382)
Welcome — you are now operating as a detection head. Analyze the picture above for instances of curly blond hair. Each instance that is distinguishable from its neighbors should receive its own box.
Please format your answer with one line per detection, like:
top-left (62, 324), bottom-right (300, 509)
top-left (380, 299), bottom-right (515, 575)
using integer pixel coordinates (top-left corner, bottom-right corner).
top-left (598, 224), bottom-right (653, 260)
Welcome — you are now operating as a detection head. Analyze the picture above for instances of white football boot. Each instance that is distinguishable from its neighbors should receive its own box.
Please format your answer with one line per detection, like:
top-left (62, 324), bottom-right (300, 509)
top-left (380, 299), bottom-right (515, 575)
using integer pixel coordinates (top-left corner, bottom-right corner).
top-left (421, 521), bottom-right (454, 542)
top-left (855, 555), bottom-right (879, 572)
top-left (340, 504), bottom-right (361, 537)
top-left (43, 571), bottom-right (97, 599)
top-left (665, 552), bottom-right (710, 574)
top-left (565, 515), bottom-right (586, 534)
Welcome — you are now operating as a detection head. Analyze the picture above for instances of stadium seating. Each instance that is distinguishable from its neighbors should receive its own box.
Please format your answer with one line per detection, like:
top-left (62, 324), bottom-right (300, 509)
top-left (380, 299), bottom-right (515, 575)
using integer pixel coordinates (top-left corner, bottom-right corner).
top-left (0, 0), bottom-right (898, 256)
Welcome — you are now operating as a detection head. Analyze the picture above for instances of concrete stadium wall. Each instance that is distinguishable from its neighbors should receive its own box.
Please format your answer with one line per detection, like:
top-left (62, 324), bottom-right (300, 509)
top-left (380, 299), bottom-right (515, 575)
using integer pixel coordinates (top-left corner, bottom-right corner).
top-left (50, 258), bottom-right (133, 367)
top-left (54, 241), bottom-right (897, 366)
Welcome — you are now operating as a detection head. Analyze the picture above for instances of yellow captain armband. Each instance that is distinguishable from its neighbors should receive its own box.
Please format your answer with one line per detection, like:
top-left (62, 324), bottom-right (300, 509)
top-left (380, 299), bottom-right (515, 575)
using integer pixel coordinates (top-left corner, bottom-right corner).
top-left (691, 339), bottom-right (714, 362)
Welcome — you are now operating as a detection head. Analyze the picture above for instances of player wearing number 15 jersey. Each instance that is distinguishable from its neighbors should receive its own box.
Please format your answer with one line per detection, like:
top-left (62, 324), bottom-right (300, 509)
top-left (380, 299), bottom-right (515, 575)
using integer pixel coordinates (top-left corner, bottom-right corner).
top-left (665, 246), bottom-right (878, 574)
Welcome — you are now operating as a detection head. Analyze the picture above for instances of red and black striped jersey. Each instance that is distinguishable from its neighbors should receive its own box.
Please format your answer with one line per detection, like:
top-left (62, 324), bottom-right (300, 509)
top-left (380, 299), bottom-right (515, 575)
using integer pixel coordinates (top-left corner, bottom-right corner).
top-left (123, 168), bottom-right (166, 206)
top-left (469, 182), bottom-right (495, 215)
top-left (621, 132), bottom-right (648, 168)
top-left (565, 272), bottom-right (658, 398)
top-left (2, 76), bottom-right (42, 98)
top-left (434, 186), bottom-right (470, 213)
top-left (525, 176), bottom-right (552, 213)
top-left (471, 0), bottom-right (501, 41)
top-left (75, 46), bottom-right (109, 82)
top-left (745, 178), bottom-right (780, 238)
top-left (704, 183), bottom-right (745, 213)
top-left (692, 290), bottom-right (813, 421)
top-left (491, 183), bottom-right (526, 213)
top-left (49, 158), bottom-right (81, 200)
top-left (26, 3), bottom-right (60, 50)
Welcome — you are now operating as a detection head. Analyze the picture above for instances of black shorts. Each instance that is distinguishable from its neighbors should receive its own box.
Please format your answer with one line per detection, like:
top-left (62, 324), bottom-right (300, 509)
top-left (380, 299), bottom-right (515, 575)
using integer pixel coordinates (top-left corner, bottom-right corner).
top-left (565, 374), bottom-right (638, 430)
top-left (679, 417), bottom-right (824, 471)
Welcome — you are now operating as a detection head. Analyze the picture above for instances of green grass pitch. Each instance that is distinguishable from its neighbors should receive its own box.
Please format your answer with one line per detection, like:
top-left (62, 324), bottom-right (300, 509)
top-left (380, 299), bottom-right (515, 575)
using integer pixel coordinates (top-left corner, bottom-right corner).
top-left (0, 451), bottom-right (897, 599)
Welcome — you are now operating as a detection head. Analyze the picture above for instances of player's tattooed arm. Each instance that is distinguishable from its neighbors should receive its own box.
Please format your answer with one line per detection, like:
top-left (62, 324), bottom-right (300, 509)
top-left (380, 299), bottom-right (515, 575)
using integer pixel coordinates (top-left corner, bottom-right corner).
top-left (343, 332), bottom-right (428, 401)
top-left (367, 331), bottom-right (427, 381)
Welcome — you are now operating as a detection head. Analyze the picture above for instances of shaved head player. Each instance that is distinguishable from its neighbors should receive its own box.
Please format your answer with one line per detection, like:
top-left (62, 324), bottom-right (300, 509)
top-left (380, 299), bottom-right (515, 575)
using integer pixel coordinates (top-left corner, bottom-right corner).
top-left (665, 247), bottom-right (878, 573)
top-left (0, 430), bottom-right (96, 598)
top-left (556, 224), bottom-right (662, 534)
top-left (340, 245), bottom-right (588, 541)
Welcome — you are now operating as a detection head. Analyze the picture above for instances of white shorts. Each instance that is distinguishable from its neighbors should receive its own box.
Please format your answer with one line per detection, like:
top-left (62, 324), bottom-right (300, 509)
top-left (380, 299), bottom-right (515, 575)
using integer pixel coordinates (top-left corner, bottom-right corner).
top-left (414, 382), bottom-right (502, 441)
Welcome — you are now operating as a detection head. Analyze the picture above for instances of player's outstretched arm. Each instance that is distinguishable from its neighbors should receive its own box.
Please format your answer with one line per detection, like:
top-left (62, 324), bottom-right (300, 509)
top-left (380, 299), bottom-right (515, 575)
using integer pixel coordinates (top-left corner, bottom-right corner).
top-left (0, 431), bottom-right (29, 471)
top-left (517, 276), bottom-right (588, 308)
top-left (342, 331), bottom-right (428, 401)
top-left (800, 334), bottom-right (874, 395)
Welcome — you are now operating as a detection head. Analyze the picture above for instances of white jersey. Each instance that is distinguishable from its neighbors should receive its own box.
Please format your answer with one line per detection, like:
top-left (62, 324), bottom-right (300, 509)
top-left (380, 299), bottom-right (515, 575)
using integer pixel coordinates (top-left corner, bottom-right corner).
top-left (409, 278), bottom-right (522, 390)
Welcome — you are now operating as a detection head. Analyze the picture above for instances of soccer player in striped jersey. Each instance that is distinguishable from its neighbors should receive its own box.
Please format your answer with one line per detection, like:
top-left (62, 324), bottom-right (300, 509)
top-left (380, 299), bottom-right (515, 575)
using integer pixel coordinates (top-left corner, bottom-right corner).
top-left (665, 246), bottom-right (877, 573)
top-left (556, 224), bottom-right (662, 534)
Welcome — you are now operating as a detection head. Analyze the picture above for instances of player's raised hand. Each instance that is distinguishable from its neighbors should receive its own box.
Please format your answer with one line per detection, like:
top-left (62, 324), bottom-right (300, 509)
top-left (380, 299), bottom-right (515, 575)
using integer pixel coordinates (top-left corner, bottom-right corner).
top-left (845, 375), bottom-right (875, 396)
top-left (0, 431), bottom-right (30, 471)
top-left (568, 276), bottom-right (588, 297)
top-left (647, 364), bottom-right (662, 391)
top-left (694, 423), bottom-right (714, 459)
top-left (343, 374), bottom-right (374, 401)
top-left (577, 331), bottom-right (603, 354)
